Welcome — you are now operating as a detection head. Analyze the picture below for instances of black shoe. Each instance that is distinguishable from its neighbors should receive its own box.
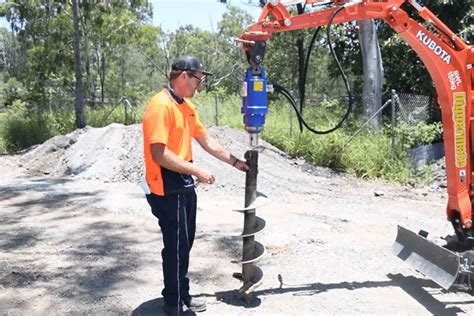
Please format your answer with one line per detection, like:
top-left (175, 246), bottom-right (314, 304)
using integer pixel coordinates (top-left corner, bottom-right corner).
top-left (162, 304), bottom-right (183, 316)
top-left (182, 297), bottom-right (206, 312)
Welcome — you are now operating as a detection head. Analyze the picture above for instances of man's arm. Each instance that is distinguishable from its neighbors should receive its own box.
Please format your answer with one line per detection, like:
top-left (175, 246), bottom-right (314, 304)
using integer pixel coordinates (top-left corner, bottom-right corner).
top-left (195, 134), bottom-right (249, 172)
top-left (151, 143), bottom-right (215, 184)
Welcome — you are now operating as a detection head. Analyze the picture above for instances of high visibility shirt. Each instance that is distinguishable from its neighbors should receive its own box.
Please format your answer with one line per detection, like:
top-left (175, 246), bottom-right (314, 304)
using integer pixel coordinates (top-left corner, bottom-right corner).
top-left (142, 88), bottom-right (207, 196)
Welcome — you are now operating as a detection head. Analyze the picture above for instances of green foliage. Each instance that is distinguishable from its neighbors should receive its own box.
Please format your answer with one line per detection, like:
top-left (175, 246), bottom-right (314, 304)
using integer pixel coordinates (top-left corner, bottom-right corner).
top-left (329, 0), bottom-right (472, 95)
top-left (262, 121), bottom-right (414, 182)
top-left (0, 112), bottom-right (7, 154)
top-left (377, 0), bottom-right (472, 95)
top-left (2, 77), bottom-right (25, 107)
top-left (86, 101), bottom-right (144, 127)
top-left (0, 1), bottom-right (457, 184)
top-left (1, 100), bottom-right (54, 152)
top-left (193, 89), bottom-right (242, 128)
top-left (1, 0), bottom-right (155, 115)
top-left (394, 122), bottom-right (443, 149)
top-left (0, 99), bottom-right (146, 153)
top-left (341, 132), bottom-right (412, 181)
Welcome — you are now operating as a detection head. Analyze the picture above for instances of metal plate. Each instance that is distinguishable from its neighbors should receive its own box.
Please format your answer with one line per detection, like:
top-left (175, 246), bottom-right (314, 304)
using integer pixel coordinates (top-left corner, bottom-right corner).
top-left (393, 225), bottom-right (460, 290)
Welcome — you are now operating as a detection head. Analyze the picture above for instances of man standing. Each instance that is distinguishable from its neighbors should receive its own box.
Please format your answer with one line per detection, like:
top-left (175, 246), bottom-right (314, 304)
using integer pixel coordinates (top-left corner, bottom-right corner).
top-left (142, 55), bottom-right (248, 315)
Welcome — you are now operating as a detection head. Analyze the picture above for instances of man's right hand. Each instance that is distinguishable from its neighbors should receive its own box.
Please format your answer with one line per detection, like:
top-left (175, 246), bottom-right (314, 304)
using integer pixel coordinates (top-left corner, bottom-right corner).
top-left (195, 169), bottom-right (215, 185)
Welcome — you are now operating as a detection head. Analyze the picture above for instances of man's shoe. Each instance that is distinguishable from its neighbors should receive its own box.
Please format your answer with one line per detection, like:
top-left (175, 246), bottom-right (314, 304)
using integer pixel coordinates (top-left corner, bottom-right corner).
top-left (183, 297), bottom-right (206, 312)
top-left (162, 303), bottom-right (183, 316)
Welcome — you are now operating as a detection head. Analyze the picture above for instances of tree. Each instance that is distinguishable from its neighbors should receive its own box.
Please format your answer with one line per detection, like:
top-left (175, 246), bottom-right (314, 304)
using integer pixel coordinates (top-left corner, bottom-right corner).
top-left (72, 0), bottom-right (85, 128)
top-left (1, 0), bottom-right (153, 114)
top-left (358, 20), bottom-right (383, 130)
top-left (378, 0), bottom-right (472, 95)
top-left (216, 6), bottom-right (255, 92)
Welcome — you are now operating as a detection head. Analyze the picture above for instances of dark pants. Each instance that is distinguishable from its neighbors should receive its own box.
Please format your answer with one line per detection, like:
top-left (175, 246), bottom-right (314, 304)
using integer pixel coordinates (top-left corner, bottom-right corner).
top-left (146, 190), bottom-right (197, 307)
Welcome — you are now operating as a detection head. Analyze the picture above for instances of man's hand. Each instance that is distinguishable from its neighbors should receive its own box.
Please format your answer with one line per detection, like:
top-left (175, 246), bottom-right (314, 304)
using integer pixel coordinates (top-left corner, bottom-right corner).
top-left (195, 168), bottom-right (215, 184)
top-left (233, 159), bottom-right (249, 172)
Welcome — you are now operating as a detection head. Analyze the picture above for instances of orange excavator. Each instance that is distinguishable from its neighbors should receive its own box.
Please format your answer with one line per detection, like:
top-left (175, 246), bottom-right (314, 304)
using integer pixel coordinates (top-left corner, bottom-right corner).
top-left (238, 0), bottom-right (474, 291)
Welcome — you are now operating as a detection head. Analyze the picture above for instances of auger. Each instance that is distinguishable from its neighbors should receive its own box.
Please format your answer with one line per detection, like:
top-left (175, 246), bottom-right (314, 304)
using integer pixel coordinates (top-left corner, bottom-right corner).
top-left (232, 150), bottom-right (268, 301)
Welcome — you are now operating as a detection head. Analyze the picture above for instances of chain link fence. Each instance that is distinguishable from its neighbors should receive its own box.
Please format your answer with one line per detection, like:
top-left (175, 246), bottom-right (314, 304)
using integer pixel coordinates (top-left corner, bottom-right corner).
top-left (347, 90), bottom-right (440, 169)
top-left (394, 92), bottom-right (432, 125)
top-left (201, 89), bottom-right (435, 139)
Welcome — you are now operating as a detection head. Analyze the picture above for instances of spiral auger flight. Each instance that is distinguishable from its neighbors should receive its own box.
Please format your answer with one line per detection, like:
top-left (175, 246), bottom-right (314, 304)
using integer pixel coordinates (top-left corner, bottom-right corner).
top-left (232, 150), bottom-right (268, 302)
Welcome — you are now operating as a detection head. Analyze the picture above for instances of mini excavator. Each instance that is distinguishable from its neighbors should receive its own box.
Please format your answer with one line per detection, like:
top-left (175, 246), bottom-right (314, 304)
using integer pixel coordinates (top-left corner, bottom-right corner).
top-left (238, 0), bottom-right (474, 291)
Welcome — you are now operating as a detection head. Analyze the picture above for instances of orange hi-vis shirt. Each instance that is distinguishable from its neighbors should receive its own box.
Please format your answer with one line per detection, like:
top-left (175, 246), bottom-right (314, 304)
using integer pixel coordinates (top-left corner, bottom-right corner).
top-left (142, 88), bottom-right (207, 196)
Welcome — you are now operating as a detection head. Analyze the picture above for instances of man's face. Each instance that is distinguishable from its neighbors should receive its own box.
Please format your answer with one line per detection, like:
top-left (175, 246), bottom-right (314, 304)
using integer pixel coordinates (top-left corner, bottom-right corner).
top-left (184, 71), bottom-right (206, 97)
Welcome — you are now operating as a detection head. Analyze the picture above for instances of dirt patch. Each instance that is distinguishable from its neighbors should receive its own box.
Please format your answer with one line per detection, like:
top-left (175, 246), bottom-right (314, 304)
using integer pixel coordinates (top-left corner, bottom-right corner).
top-left (1, 124), bottom-right (472, 315)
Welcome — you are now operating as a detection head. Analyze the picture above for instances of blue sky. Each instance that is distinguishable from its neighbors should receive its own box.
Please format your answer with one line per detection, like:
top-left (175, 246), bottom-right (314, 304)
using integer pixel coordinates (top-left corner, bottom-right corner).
top-left (0, 1), bottom-right (262, 32)
top-left (151, 0), bottom-right (261, 32)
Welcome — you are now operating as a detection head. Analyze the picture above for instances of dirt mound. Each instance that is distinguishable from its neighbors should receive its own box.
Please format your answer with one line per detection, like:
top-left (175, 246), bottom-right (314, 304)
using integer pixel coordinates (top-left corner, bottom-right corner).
top-left (21, 124), bottom-right (144, 182)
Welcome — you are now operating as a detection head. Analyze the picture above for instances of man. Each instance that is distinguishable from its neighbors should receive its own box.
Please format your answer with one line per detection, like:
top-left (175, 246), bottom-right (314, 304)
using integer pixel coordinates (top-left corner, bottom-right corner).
top-left (142, 55), bottom-right (248, 315)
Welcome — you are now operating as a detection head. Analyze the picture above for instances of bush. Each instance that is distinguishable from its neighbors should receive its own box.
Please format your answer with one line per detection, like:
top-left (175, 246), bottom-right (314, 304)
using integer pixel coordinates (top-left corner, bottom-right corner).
top-left (0, 98), bottom-right (147, 153)
top-left (394, 122), bottom-right (443, 149)
top-left (1, 100), bottom-right (55, 152)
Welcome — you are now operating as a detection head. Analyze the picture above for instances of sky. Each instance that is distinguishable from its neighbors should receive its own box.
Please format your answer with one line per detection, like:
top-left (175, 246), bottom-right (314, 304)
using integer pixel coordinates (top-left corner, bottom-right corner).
top-left (0, 0), bottom-right (263, 32)
top-left (151, 0), bottom-right (262, 32)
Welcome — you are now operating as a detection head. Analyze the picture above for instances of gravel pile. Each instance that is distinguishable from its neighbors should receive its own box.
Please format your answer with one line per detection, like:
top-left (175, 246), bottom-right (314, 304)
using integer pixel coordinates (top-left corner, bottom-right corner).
top-left (21, 124), bottom-right (144, 183)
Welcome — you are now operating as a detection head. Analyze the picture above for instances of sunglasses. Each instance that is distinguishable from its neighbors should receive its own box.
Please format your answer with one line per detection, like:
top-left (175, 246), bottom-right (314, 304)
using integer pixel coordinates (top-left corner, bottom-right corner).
top-left (187, 72), bottom-right (206, 84)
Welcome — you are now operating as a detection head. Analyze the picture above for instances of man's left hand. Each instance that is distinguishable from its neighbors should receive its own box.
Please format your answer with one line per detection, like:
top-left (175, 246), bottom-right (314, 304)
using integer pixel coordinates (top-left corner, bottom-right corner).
top-left (233, 159), bottom-right (249, 172)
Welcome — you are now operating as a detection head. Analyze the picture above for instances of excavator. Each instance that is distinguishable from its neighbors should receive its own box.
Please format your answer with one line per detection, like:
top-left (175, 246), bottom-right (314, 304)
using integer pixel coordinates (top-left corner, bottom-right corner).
top-left (237, 0), bottom-right (474, 291)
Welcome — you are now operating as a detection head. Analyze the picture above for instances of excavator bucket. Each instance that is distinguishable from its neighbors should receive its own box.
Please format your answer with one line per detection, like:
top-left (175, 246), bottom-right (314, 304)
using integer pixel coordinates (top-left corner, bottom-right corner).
top-left (393, 225), bottom-right (461, 290)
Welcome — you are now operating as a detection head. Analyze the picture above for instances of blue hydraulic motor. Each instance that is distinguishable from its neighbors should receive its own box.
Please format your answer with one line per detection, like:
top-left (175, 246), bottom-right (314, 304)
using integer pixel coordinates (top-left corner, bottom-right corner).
top-left (242, 66), bottom-right (269, 146)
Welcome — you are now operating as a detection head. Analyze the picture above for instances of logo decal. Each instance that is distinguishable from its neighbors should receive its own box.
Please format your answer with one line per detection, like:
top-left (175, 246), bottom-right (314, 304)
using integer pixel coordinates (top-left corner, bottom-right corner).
top-left (453, 92), bottom-right (467, 167)
top-left (416, 30), bottom-right (451, 64)
top-left (448, 70), bottom-right (462, 91)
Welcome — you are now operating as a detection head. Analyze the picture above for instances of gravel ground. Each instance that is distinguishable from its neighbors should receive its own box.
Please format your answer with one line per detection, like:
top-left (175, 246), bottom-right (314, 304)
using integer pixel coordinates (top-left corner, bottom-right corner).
top-left (1, 124), bottom-right (473, 315)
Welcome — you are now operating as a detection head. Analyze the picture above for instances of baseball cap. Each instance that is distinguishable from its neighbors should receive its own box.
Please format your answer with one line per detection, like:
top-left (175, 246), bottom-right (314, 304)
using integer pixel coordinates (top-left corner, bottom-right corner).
top-left (171, 55), bottom-right (213, 76)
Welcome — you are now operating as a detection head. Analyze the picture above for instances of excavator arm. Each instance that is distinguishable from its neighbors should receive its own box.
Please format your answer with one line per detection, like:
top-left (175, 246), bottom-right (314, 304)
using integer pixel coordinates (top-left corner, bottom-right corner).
top-left (238, 0), bottom-right (474, 290)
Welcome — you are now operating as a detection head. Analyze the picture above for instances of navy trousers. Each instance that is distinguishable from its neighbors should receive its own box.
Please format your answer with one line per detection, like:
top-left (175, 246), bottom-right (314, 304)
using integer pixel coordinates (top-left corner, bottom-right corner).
top-left (146, 190), bottom-right (197, 307)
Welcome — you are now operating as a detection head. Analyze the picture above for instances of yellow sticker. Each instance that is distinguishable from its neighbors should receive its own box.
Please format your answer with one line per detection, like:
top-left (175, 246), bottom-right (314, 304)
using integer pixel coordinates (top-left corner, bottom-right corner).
top-left (253, 81), bottom-right (264, 92)
top-left (453, 92), bottom-right (466, 168)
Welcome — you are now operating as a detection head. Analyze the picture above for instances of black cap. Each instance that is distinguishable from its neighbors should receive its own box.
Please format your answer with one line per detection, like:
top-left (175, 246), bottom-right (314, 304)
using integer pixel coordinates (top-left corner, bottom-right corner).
top-left (171, 55), bottom-right (213, 76)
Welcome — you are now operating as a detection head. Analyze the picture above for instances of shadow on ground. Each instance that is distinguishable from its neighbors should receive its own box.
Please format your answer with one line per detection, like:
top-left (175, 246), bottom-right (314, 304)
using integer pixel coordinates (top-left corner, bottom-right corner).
top-left (132, 298), bottom-right (196, 316)
top-left (190, 273), bottom-right (468, 314)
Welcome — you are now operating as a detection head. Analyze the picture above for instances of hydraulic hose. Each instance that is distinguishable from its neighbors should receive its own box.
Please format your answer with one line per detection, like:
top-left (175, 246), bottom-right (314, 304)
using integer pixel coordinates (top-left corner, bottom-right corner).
top-left (274, 83), bottom-right (342, 135)
top-left (278, 4), bottom-right (353, 135)
top-left (299, 27), bottom-right (322, 116)
top-left (326, 4), bottom-right (353, 123)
